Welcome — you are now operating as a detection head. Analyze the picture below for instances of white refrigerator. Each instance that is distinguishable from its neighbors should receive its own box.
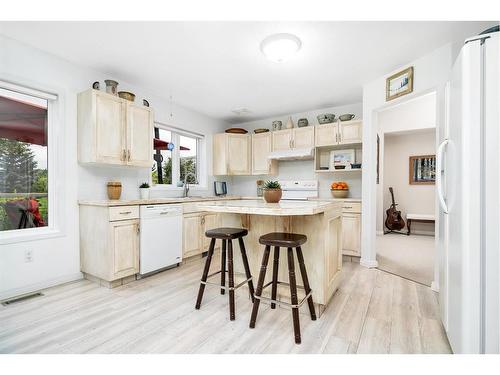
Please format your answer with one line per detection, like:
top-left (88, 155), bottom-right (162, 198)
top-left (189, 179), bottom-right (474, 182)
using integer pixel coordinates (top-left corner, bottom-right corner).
top-left (438, 29), bottom-right (499, 354)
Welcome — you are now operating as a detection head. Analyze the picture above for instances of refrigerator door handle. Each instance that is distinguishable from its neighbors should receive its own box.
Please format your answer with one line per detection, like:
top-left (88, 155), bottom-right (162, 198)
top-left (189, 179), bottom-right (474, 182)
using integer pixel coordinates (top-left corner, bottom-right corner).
top-left (437, 139), bottom-right (449, 214)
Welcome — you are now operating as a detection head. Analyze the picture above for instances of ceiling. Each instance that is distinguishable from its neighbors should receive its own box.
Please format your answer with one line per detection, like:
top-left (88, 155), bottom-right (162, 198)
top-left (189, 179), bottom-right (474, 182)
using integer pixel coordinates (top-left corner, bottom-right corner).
top-left (0, 21), bottom-right (494, 123)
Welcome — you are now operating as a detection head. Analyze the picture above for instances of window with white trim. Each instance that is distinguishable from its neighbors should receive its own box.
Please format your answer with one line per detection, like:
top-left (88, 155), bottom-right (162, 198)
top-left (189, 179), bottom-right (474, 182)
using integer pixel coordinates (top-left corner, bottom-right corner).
top-left (152, 123), bottom-right (203, 187)
top-left (0, 87), bottom-right (50, 232)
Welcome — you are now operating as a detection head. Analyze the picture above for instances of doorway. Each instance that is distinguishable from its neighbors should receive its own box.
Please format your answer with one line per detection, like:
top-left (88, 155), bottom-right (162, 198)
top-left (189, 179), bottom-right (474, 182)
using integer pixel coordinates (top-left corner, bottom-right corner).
top-left (375, 92), bottom-right (437, 286)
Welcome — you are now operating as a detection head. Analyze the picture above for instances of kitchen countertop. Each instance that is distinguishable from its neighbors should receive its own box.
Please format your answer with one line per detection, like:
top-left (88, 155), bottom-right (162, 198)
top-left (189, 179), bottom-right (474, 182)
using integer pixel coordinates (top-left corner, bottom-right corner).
top-left (78, 195), bottom-right (242, 207)
top-left (196, 199), bottom-right (342, 216)
top-left (308, 197), bottom-right (362, 203)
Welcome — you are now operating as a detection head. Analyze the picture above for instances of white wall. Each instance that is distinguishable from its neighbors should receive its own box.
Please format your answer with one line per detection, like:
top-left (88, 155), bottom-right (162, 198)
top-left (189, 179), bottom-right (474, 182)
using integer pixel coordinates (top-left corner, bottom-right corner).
top-left (376, 92), bottom-right (437, 233)
top-left (0, 35), bottom-right (227, 299)
top-left (228, 103), bottom-right (363, 198)
top-left (360, 42), bottom-right (455, 268)
top-left (382, 130), bottom-right (436, 235)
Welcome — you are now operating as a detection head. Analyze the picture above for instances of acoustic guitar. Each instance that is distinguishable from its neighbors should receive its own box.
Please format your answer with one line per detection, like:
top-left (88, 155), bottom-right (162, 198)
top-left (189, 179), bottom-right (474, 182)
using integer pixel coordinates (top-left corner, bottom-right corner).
top-left (385, 187), bottom-right (405, 231)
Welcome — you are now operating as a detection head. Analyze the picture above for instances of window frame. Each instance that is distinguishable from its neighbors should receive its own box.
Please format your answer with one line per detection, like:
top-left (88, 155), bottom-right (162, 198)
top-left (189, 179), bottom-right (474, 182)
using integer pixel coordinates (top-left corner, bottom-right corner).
top-left (151, 122), bottom-right (207, 191)
top-left (0, 80), bottom-right (63, 244)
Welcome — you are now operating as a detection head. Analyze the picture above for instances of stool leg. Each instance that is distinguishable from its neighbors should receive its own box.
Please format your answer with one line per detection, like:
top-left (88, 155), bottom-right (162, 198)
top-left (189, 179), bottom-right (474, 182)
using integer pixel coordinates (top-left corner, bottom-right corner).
top-left (238, 237), bottom-right (255, 303)
top-left (271, 246), bottom-right (280, 309)
top-left (227, 239), bottom-right (236, 321)
top-left (220, 240), bottom-right (226, 295)
top-left (296, 246), bottom-right (316, 321)
top-left (249, 245), bottom-right (271, 329)
top-left (287, 247), bottom-right (301, 344)
top-left (195, 238), bottom-right (216, 310)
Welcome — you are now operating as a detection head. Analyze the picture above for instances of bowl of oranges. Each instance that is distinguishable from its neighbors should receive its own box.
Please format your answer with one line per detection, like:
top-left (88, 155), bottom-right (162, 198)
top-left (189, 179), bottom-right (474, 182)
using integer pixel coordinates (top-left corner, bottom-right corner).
top-left (330, 181), bottom-right (349, 198)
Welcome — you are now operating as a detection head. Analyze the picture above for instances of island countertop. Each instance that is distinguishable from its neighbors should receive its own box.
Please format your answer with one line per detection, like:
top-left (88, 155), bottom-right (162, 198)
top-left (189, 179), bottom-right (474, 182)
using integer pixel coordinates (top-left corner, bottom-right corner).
top-left (196, 199), bottom-right (341, 216)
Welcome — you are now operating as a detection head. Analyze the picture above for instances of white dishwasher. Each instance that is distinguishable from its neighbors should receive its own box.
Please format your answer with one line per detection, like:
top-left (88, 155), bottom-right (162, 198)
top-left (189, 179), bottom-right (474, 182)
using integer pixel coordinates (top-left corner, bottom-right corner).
top-left (139, 204), bottom-right (183, 276)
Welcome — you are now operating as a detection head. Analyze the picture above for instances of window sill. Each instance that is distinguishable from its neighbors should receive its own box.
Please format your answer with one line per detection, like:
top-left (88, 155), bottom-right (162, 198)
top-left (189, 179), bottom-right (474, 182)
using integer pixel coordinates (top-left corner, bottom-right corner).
top-left (0, 227), bottom-right (63, 245)
top-left (151, 185), bottom-right (209, 192)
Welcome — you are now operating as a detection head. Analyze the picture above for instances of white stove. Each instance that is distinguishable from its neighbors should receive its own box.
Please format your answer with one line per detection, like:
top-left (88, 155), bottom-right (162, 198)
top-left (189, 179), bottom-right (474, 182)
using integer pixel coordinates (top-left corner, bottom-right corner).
top-left (279, 180), bottom-right (318, 200)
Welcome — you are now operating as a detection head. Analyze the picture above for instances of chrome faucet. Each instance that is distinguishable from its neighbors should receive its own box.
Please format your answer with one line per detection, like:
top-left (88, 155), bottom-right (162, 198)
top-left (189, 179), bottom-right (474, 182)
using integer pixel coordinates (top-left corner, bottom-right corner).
top-left (182, 172), bottom-right (197, 198)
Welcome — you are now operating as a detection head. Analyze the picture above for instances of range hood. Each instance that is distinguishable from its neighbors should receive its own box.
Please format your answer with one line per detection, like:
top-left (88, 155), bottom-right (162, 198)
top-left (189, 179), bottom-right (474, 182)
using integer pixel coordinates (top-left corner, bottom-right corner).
top-left (268, 147), bottom-right (314, 160)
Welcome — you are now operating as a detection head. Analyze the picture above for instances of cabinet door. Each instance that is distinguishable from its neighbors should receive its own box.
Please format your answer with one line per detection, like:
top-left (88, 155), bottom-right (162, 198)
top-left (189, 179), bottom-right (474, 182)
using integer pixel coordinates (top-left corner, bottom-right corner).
top-left (183, 214), bottom-right (202, 258)
top-left (293, 127), bottom-right (315, 148)
top-left (252, 133), bottom-right (276, 175)
top-left (227, 134), bottom-right (251, 175)
top-left (126, 104), bottom-right (153, 167)
top-left (315, 123), bottom-right (338, 147)
top-left (95, 93), bottom-right (126, 164)
top-left (202, 213), bottom-right (220, 249)
top-left (327, 215), bottom-right (343, 291)
top-left (110, 219), bottom-right (139, 279)
top-left (272, 129), bottom-right (292, 151)
top-left (342, 213), bottom-right (361, 256)
top-left (339, 120), bottom-right (362, 145)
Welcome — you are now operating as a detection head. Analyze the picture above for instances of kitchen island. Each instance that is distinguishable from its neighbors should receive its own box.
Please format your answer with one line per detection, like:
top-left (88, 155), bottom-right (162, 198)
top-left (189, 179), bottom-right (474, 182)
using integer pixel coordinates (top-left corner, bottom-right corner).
top-left (196, 199), bottom-right (343, 315)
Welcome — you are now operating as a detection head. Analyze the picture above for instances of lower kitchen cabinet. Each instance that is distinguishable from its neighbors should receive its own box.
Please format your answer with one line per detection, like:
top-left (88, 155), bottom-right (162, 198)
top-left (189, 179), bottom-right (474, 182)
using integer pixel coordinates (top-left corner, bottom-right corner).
top-left (183, 212), bottom-right (220, 258)
top-left (341, 201), bottom-right (362, 257)
top-left (80, 205), bottom-right (140, 287)
top-left (110, 219), bottom-right (140, 278)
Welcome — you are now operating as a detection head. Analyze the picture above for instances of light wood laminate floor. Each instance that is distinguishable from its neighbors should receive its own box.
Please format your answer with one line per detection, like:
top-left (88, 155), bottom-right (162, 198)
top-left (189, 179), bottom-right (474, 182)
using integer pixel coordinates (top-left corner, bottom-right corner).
top-left (0, 256), bottom-right (452, 354)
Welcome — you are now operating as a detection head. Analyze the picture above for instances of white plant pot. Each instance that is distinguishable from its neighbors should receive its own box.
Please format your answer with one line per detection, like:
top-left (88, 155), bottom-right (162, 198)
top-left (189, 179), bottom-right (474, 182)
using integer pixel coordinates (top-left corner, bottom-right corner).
top-left (139, 188), bottom-right (150, 200)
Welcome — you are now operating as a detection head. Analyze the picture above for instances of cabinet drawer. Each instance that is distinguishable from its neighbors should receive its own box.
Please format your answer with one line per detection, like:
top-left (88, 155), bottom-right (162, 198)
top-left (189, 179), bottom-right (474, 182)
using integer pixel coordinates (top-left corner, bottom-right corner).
top-left (342, 202), bottom-right (361, 213)
top-left (109, 206), bottom-right (139, 221)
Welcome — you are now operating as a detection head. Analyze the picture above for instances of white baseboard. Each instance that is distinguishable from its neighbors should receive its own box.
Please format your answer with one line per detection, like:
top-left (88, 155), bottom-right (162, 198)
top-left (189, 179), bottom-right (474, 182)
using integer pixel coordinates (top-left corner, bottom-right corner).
top-left (0, 272), bottom-right (83, 302)
top-left (360, 258), bottom-right (378, 268)
top-left (431, 281), bottom-right (439, 292)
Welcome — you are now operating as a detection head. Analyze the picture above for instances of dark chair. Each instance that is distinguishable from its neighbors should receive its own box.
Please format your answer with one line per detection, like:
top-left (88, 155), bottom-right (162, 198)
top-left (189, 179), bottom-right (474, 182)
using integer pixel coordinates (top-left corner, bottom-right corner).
top-left (249, 232), bottom-right (316, 344)
top-left (195, 227), bottom-right (255, 321)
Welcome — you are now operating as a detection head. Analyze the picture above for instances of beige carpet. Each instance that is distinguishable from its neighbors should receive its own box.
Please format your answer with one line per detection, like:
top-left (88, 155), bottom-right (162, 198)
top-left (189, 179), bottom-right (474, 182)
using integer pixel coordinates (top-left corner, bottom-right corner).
top-left (376, 233), bottom-right (435, 286)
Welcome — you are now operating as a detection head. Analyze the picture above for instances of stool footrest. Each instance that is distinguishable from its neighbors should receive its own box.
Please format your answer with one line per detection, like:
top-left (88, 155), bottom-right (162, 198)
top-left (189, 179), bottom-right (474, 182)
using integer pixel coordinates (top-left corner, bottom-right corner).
top-left (255, 281), bottom-right (312, 309)
top-left (201, 270), bottom-right (253, 291)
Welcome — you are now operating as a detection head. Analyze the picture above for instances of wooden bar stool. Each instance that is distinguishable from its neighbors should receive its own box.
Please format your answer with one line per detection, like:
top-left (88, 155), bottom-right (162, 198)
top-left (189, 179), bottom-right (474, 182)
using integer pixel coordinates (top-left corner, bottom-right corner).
top-left (195, 227), bottom-right (255, 321)
top-left (249, 232), bottom-right (316, 344)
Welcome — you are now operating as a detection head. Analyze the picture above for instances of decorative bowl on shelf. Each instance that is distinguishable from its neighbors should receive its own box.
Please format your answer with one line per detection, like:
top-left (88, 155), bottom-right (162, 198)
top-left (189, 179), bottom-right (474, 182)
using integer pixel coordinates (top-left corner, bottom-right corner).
top-left (225, 127), bottom-right (248, 134)
top-left (272, 120), bottom-right (282, 131)
top-left (317, 114), bottom-right (336, 124)
top-left (339, 114), bottom-right (355, 121)
top-left (118, 91), bottom-right (136, 102)
top-left (334, 165), bottom-right (346, 170)
top-left (331, 189), bottom-right (349, 198)
top-left (297, 118), bottom-right (309, 127)
top-left (254, 128), bottom-right (269, 134)
top-left (351, 163), bottom-right (362, 169)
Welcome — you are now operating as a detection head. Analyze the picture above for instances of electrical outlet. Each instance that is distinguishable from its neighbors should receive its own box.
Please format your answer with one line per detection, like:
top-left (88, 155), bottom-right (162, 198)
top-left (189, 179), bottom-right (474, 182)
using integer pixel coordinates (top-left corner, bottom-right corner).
top-left (24, 250), bottom-right (33, 263)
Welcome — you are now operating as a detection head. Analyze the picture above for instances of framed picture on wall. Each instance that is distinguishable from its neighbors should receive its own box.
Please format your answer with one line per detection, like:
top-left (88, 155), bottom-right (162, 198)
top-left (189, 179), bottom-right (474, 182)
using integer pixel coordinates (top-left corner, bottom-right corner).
top-left (386, 66), bottom-right (414, 101)
top-left (331, 149), bottom-right (355, 169)
top-left (409, 155), bottom-right (436, 185)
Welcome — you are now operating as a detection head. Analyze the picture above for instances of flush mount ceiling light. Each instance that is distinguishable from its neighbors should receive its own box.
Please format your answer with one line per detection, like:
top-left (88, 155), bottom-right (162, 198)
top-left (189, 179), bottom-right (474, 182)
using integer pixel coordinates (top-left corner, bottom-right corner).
top-left (260, 33), bottom-right (302, 63)
top-left (231, 107), bottom-right (252, 116)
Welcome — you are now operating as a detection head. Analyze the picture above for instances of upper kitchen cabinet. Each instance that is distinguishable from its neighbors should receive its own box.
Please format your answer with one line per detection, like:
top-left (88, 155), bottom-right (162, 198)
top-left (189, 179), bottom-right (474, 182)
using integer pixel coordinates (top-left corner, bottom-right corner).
top-left (293, 126), bottom-right (315, 148)
top-left (213, 133), bottom-right (251, 175)
top-left (78, 89), bottom-right (153, 167)
top-left (314, 120), bottom-right (363, 147)
top-left (338, 119), bottom-right (363, 145)
top-left (272, 127), bottom-right (314, 151)
top-left (251, 132), bottom-right (277, 175)
top-left (315, 123), bottom-right (338, 147)
top-left (272, 128), bottom-right (292, 151)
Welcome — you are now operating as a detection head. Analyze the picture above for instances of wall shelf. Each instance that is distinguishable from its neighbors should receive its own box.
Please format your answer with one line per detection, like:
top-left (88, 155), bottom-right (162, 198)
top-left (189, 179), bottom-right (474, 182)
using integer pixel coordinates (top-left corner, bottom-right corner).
top-left (315, 169), bottom-right (362, 173)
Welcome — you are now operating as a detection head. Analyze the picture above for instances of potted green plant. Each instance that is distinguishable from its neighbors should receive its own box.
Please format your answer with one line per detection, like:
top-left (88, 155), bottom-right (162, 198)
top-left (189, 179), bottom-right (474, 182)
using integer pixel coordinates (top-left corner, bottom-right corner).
top-left (262, 180), bottom-right (282, 203)
top-left (139, 182), bottom-right (150, 199)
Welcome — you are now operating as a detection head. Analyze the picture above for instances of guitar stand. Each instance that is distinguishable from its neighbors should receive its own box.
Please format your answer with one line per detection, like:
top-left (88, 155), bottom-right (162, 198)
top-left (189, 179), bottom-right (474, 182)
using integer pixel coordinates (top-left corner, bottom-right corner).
top-left (383, 230), bottom-right (407, 235)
